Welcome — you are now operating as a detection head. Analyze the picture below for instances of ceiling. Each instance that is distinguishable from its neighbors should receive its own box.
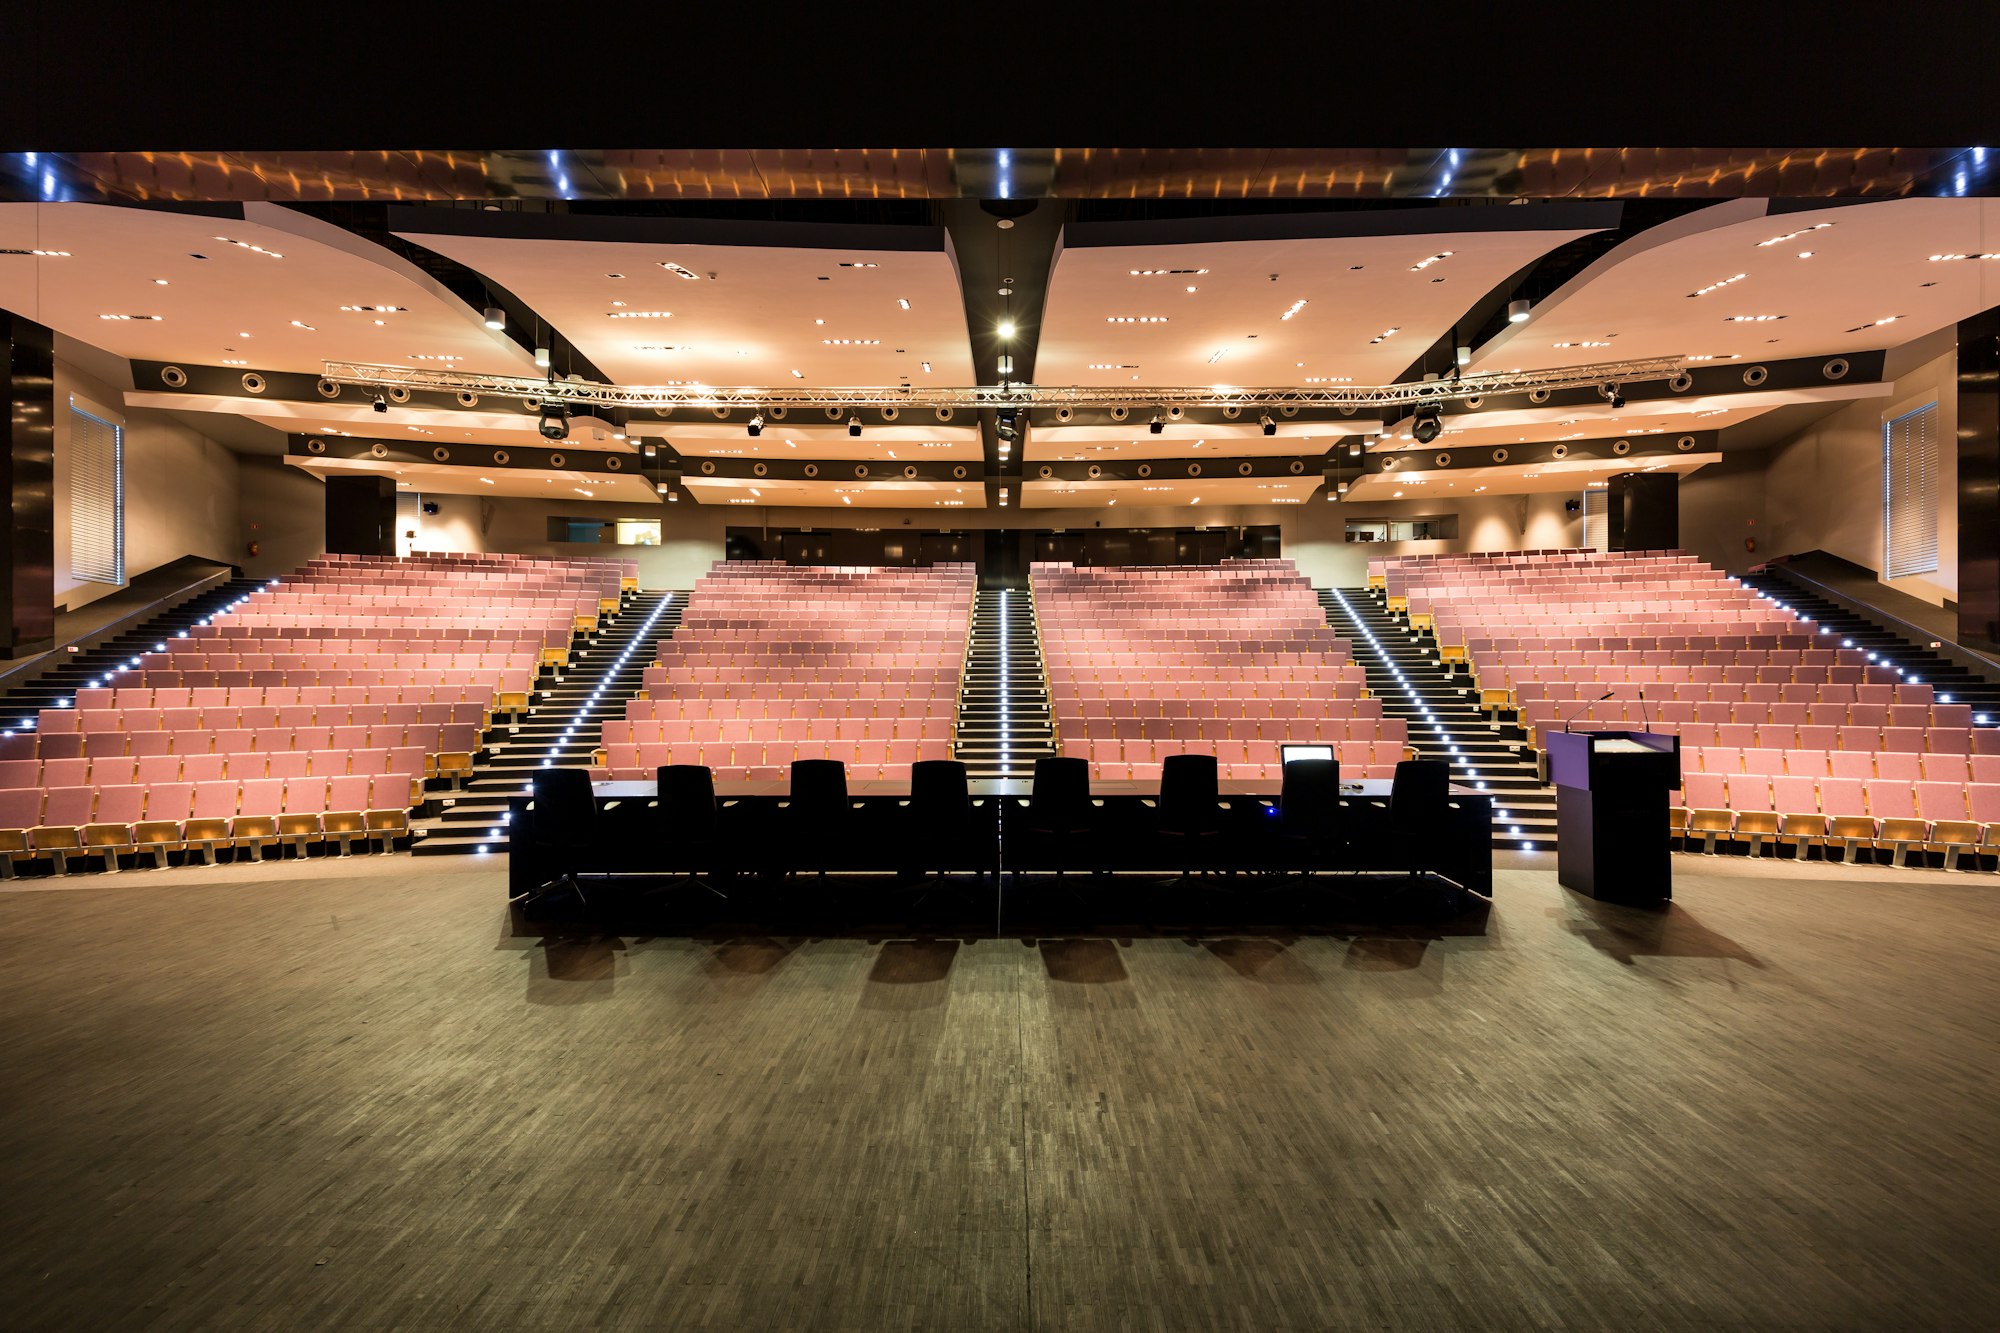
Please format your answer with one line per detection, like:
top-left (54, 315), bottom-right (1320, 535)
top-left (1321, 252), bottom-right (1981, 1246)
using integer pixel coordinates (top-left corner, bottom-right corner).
top-left (1034, 220), bottom-right (1602, 388)
top-left (1343, 452), bottom-right (1721, 501)
top-left (1020, 476), bottom-right (1322, 508)
top-left (681, 476), bottom-right (986, 509)
top-left (628, 419), bottom-right (982, 461)
top-left (0, 202), bottom-right (535, 375)
top-left (1472, 196), bottom-right (2000, 373)
top-left (290, 454), bottom-right (660, 503)
top-left (390, 217), bottom-right (978, 388)
top-left (2, 191), bottom-right (1990, 512)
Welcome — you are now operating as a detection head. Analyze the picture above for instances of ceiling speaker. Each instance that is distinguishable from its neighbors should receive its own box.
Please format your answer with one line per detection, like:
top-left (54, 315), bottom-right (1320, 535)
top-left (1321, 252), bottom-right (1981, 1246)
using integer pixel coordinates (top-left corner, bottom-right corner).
top-left (803, 463), bottom-right (818, 477)
top-left (1491, 447), bottom-right (1510, 463)
top-left (1188, 462), bottom-right (1203, 476)
top-left (1613, 439), bottom-right (1632, 455)
top-left (880, 406), bottom-right (899, 421)
top-left (1529, 388), bottom-right (1552, 404)
top-left (455, 390), bottom-right (479, 407)
top-left (240, 372), bottom-right (266, 394)
top-left (160, 366), bottom-right (187, 388)
top-left (1823, 357), bottom-right (1850, 381)
top-left (1136, 463), bottom-right (1151, 477)
top-left (546, 453), bottom-right (566, 468)
top-left (1742, 365), bottom-right (1769, 387)
top-left (1221, 405), bottom-right (1241, 420)
top-left (1237, 461), bottom-right (1253, 476)
top-left (1551, 443), bottom-right (1569, 459)
top-left (934, 406), bottom-right (953, 422)
top-left (492, 450), bottom-right (510, 465)
top-left (305, 438), bottom-right (326, 454)
top-left (1677, 436), bottom-right (1696, 452)
top-left (317, 378), bottom-right (341, 399)
top-left (751, 461), bottom-right (767, 477)
top-left (431, 447), bottom-right (450, 462)
top-left (1109, 406), bottom-right (1129, 422)
top-left (1668, 372), bottom-right (1694, 393)
top-left (369, 443), bottom-right (388, 459)
top-left (386, 386), bottom-right (411, 404)
top-left (700, 460), bottom-right (717, 474)
top-left (903, 465), bottom-right (918, 479)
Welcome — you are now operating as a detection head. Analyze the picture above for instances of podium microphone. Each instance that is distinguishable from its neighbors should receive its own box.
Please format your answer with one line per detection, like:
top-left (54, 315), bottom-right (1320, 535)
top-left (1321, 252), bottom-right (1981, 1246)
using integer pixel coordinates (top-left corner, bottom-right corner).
top-left (1562, 689), bottom-right (1616, 732)
top-left (1638, 685), bottom-right (1651, 734)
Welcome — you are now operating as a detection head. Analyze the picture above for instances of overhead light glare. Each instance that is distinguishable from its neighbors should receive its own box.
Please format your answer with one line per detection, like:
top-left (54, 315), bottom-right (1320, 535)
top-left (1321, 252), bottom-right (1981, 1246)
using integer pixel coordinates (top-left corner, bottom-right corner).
top-left (1756, 222), bottom-right (1833, 247)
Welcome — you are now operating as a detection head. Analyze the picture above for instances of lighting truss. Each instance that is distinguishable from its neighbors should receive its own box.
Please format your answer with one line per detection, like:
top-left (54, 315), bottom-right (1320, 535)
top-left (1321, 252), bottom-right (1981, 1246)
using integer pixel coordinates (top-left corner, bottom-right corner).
top-left (318, 356), bottom-right (1689, 412)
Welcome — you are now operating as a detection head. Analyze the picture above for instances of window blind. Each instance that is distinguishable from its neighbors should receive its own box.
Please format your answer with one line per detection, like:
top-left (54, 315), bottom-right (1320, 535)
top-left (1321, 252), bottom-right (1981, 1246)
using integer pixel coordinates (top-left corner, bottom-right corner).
top-left (68, 403), bottom-right (125, 585)
top-left (1581, 488), bottom-right (1610, 553)
top-left (1883, 402), bottom-right (1939, 579)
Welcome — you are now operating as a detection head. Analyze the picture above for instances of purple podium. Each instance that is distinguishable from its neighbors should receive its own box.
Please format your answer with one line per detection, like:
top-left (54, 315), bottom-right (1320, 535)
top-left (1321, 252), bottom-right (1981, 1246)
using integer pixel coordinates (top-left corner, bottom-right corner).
top-left (1546, 730), bottom-right (1681, 904)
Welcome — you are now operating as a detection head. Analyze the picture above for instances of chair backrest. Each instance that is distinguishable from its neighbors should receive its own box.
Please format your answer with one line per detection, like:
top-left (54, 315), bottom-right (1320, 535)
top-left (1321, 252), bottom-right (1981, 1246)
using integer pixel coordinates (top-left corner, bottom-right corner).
top-left (788, 758), bottom-right (849, 819)
top-left (529, 767), bottom-right (597, 846)
top-left (656, 764), bottom-right (718, 841)
top-left (1388, 759), bottom-right (1451, 836)
top-left (1280, 757), bottom-right (1340, 839)
top-left (1028, 756), bottom-right (1093, 830)
top-left (908, 759), bottom-right (971, 823)
top-left (1158, 753), bottom-right (1220, 833)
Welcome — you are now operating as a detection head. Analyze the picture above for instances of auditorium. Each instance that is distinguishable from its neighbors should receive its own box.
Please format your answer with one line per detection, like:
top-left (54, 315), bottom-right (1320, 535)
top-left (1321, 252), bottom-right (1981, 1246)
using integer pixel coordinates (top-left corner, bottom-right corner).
top-left (2, 56), bottom-right (1998, 1328)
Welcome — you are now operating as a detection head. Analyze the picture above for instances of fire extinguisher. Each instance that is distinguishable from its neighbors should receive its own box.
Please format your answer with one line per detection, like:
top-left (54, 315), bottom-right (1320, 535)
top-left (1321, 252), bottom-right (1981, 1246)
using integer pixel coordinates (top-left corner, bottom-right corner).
top-left (248, 541), bottom-right (261, 558)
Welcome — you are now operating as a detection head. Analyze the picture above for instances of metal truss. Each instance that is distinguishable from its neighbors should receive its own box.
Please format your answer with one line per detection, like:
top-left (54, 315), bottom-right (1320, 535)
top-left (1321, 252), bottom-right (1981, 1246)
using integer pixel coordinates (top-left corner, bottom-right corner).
top-left (318, 357), bottom-right (1690, 413)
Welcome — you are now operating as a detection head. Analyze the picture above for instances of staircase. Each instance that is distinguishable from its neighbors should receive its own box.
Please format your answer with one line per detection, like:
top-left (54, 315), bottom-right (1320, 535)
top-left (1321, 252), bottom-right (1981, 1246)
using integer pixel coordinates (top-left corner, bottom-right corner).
top-left (411, 590), bottom-right (684, 855)
top-left (1, 576), bottom-right (267, 734)
top-left (954, 587), bottom-right (1056, 781)
top-left (1319, 586), bottom-right (1557, 849)
top-left (1739, 571), bottom-right (2000, 720)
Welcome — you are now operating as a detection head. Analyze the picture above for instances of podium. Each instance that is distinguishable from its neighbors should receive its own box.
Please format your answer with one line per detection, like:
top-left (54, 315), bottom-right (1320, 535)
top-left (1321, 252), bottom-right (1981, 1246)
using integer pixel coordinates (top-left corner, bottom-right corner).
top-left (1546, 730), bottom-right (1681, 903)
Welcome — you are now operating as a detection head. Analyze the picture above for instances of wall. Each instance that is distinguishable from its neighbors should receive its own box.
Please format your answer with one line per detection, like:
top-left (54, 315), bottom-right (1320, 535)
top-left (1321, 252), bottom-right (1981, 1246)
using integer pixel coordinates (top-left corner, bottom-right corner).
top-left (53, 357), bottom-right (240, 611)
top-left (1762, 346), bottom-right (1959, 606)
top-left (1678, 451), bottom-right (1768, 574)
top-left (239, 457), bottom-right (326, 579)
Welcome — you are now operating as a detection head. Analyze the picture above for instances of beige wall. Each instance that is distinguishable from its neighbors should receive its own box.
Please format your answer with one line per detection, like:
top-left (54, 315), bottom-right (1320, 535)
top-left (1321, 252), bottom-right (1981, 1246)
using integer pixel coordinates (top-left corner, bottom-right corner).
top-left (241, 457), bottom-right (327, 579)
top-left (53, 358), bottom-right (240, 611)
top-left (1762, 347), bottom-right (1958, 605)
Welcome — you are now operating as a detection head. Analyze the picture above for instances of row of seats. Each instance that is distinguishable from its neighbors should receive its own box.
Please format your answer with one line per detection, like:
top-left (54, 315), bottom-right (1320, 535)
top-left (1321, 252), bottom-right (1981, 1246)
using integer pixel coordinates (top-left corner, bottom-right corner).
top-left (0, 776), bottom-right (414, 874)
top-left (5, 726), bottom-right (471, 760)
top-left (41, 703), bottom-right (481, 733)
top-left (605, 561), bottom-right (974, 781)
top-left (1038, 561), bottom-right (1404, 780)
top-left (1675, 776), bottom-right (2000, 867)
top-left (1, 750), bottom-right (426, 789)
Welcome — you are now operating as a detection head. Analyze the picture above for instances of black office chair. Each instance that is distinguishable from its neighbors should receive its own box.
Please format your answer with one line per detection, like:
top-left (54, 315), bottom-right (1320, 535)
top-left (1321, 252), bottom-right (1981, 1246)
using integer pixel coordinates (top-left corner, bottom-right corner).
top-left (786, 759), bottom-right (850, 875)
top-left (1278, 757), bottom-right (1342, 873)
top-left (905, 758), bottom-right (985, 888)
top-left (1157, 753), bottom-right (1223, 874)
top-left (512, 766), bottom-right (598, 909)
top-left (1020, 756), bottom-right (1094, 879)
top-left (1388, 759), bottom-right (1452, 884)
top-left (656, 764), bottom-right (728, 896)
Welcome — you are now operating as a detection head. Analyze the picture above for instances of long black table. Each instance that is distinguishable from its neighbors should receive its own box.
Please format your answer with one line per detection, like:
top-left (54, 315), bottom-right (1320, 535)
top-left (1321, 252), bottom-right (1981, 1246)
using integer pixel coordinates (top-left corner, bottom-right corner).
top-left (507, 777), bottom-right (1493, 908)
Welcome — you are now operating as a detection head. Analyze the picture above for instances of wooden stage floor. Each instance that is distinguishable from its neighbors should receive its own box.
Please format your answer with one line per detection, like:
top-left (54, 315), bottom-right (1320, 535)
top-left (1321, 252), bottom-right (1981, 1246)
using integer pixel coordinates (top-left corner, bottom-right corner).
top-left (3, 853), bottom-right (1998, 1330)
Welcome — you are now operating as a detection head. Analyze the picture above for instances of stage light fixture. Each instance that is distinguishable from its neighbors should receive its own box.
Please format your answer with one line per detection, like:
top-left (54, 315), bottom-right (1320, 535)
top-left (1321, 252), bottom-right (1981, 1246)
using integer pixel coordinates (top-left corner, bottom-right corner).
top-left (1259, 413), bottom-right (1276, 436)
top-left (1598, 382), bottom-right (1627, 408)
top-left (371, 394), bottom-right (387, 413)
top-left (1348, 440), bottom-right (1362, 457)
top-left (1507, 299), bottom-right (1531, 323)
top-left (1456, 345), bottom-right (1472, 368)
top-left (1148, 413), bottom-right (1165, 435)
top-left (539, 404), bottom-right (570, 440)
top-left (1411, 407), bottom-right (1443, 444)
top-left (483, 307), bottom-right (505, 330)
top-left (848, 415), bottom-right (862, 437)
top-left (747, 415), bottom-right (763, 437)
top-left (534, 345), bottom-right (551, 369)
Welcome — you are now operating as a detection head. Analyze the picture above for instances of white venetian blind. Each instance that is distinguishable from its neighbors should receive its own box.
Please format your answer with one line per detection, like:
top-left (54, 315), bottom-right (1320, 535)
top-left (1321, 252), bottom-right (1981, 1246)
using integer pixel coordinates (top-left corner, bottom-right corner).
top-left (1581, 488), bottom-right (1610, 553)
top-left (1882, 402), bottom-right (1939, 579)
top-left (69, 402), bottom-right (125, 585)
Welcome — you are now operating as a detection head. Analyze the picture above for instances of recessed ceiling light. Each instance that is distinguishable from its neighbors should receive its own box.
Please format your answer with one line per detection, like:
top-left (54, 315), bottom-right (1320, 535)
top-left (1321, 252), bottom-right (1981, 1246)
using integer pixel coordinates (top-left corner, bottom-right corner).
top-left (608, 311), bottom-right (674, 319)
top-left (339, 304), bottom-right (406, 313)
top-left (820, 339), bottom-right (881, 346)
top-left (1846, 316), bottom-right (1905, 332)
top-left (659, 263), bottom-right (701, 280)
top-left (1552, 341), bottom-right (1613, 348)
top-left (1129, 268), bottom-right (1208, 276)
top-left (289, 320), bottom-right (316, 331)
top-left (1687, 273), bottom-right (1747, 298)
top-left (0, 248), bottom-right (71, 257)
top-left (896, 298), bottom-right (911, 309)
top-left (1756, 222), bottom-right (1833, 248)
top-left (790, 369), bottom-right (804, 378)
top-left (1107, 316), bottom-right (1168, 324)
top-left (1724, 315), bottom-right (1786, 322)
top-left (838, 261), bottom-right (879, 268)
top-left (1280, 299), bottom-right (1308, 320)
top-left (1368, 327), bottom-right (1400, 344)
top-left (212, 236), bottom-right (282, 258)
top-left (98, 313), bottom-right (162, 320)
top-left (1409, 251), bottom-right (1454, 271)
top-left (921, 362), bottom-right (932, 373)
top-left (151, 278), bottom-right (169, 286)
top-left (1929, 252), bottom-right (2000, 262)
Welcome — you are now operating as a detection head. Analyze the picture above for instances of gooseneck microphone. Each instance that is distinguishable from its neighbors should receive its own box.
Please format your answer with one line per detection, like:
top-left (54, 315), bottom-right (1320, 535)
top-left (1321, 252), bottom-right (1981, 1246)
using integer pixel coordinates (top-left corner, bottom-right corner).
top-left (1562, 689), bottom-right (1617, 732)
top-left (1638, 685), bottom-right (1651, 734)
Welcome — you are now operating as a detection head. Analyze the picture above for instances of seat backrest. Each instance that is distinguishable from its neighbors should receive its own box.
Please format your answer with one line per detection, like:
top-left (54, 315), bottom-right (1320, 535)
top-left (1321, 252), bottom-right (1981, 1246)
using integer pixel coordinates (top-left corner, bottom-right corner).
top-left (1028, 756), bottom-right (1093, 828)
top-left (908, 759), bottom-right (971, 823)
top-left (1388, 759), bottom-right (1450, 835)
top-left (1158, 753), bottom-right (1220, 832)
top-left (1280, 758), bottom-right (1340, 838)
top-left (529, 767), bottom-right (597, 846)
top-left (656, 764), bottom-right (718, 841)
top-left (788, 758), bottom-right (849, 818)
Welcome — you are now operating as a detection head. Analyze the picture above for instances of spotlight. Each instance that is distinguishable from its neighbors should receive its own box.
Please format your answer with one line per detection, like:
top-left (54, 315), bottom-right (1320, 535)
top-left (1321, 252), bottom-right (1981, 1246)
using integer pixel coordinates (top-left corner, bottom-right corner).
top-left (1455, 345), bottom-right (1472, 368)
top-left (534, 345), bottom-right (551, 369)
top-left (538, 404), bottom-right (570, 440)
top-left (1149, 413), bottom-right (1165, 435)
top-left (1411, 407), bottom-right (1443, 444)
top-left (1348, 439), bottom-right (1362, 457)
top-left (1507, 299), bottom-right (1531, 323)
top-left (1259, 413), bottom-right (1276, 436)
top-left (747, 415), bottom-right (763, 437)
top-left (372, 394), bottom-right (387, 413)
top-left (998, 320), bottom-right (1016, 340)
top-left (847, 415), bottom-right (862, 437)
top-left (1602, 382), bottom-right (1626, 409)
top-left (483, 306), bottom-right (505, 331)
top-left (996, 415), bottom-right (1018, 442)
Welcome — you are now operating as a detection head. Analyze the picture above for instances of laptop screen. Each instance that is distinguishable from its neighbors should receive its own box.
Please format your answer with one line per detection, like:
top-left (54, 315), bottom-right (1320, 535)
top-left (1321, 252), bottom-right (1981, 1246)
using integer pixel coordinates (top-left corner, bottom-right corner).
top-left (1279, 744), bottom-right (1334, 765)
